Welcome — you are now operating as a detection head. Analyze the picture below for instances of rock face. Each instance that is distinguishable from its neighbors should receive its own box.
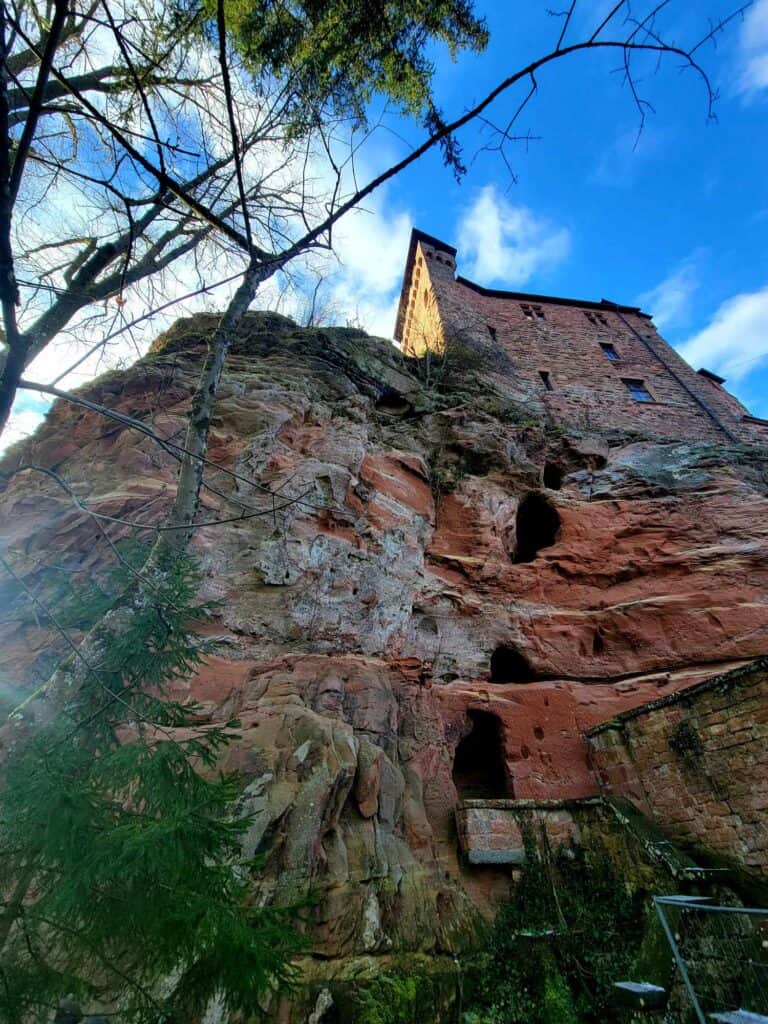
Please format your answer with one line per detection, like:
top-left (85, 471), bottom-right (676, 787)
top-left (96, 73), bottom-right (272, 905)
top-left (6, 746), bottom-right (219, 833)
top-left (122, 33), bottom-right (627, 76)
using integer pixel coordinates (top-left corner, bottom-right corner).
top-left (1, 311), bottom-right (768, 1017)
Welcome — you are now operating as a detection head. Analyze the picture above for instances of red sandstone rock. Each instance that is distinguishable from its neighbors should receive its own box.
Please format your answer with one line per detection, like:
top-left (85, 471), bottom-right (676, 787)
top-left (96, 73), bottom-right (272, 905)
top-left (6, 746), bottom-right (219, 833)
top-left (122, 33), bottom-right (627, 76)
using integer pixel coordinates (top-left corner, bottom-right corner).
top-left (1, 310), bottom-right (767, 1015)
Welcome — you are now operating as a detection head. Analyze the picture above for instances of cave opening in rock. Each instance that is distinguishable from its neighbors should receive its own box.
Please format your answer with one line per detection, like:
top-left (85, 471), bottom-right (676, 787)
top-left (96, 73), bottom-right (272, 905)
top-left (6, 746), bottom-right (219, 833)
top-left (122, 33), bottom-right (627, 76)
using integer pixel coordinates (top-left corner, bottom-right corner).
top-left (513, 491), bottom-right (560, 563)
top-left (543, 462), bottom-right (563, 490)
top-left (490, 644), bottom-right (533, 684)
top-left (452, 709), bottom-right (509, 799)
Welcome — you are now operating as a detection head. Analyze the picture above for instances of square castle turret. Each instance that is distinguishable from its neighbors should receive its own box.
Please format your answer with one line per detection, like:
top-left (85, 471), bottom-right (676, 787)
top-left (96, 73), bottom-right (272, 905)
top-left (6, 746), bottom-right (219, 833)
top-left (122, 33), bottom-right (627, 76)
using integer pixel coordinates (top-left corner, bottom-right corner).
top-left (394, 228), bottom-right (768, 445)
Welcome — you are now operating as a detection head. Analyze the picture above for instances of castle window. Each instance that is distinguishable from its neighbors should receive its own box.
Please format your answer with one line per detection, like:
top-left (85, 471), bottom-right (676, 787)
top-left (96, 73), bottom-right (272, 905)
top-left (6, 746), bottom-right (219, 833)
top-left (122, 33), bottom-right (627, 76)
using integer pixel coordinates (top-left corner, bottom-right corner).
top-left (539, 370), bottom-right (553, 391)
top-left (487, 324), bottom-right (498, 342)
top-left (521, 303), bottom-right (545, 321)
top-left (623, 378), bottom-right (654, 403)
top-left (600, 342), bottom-right (619, 361)
top-left (585, 310), bottom-right (609, 327)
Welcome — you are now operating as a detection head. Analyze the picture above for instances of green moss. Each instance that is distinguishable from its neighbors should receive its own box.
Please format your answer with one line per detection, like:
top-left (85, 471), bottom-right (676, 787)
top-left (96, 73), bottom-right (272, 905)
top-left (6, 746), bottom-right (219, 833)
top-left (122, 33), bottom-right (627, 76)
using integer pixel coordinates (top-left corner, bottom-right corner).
top-left (668, 719), bottom-right (705, 761)
top-left (357, 973), bottom-right (422, 1024)
top-left (632, 901), bottom-right (676, 989)
top-left (353, 968), bottom-right (460, 1024)
top-left (429, 462), bottom-right (464, 503)
top-left (479, 394), bottom-right (538, 427)
top-left (542, 955), bottom-right (579, 1024)
top-left (462, 810), bottom-right (681, 1024)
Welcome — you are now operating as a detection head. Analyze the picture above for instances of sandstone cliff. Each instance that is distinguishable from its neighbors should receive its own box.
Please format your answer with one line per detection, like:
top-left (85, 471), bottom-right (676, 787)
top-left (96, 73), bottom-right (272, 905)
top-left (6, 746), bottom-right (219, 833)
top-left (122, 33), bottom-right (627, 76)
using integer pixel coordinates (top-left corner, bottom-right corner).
top-left (2, 313), bottom-right (767, 1019)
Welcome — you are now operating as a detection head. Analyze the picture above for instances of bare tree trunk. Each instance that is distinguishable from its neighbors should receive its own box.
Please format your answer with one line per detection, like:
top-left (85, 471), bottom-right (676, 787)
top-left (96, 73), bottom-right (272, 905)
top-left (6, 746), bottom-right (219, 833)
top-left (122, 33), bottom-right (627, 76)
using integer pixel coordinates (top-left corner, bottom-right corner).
top-left (150, 257), bottom-right (273, 561)
top-left (0, 0), bottom-right (22, 435)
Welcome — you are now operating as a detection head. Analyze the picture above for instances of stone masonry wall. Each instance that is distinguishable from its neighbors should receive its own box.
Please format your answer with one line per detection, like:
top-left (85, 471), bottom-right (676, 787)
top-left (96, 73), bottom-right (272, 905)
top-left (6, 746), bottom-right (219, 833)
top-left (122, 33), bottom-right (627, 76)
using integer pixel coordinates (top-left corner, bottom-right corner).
top-left (455, 798), bottom-right (591, 865)
top-left (586, 660), bottom-right (768, 882)
top-left (398, 232), bottom-right (768, 445)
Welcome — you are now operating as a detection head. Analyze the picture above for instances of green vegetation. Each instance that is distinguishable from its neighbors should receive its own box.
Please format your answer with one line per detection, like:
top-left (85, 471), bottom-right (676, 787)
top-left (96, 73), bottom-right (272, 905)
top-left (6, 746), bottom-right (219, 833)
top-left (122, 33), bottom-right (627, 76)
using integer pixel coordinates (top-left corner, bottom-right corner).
top-left (356, 968), bottom-right (459, 1024)
top-left (0, 554), bottom-right (303, 1023)
top-left (203, 0), bottom-right (488, 167)
top-left (408, 334), bottom-right (486, 392)
top-left (357, 972), bottom-right (429, 1024)
top-left (462, 819), bottom-right (655, 1024)
top-left (668, 719), bottom-right (705, 761)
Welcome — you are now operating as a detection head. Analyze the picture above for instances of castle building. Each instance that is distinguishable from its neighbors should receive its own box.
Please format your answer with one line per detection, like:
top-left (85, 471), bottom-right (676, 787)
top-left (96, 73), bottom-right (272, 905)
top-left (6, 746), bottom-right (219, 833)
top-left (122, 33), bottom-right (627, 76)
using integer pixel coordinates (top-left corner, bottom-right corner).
top-left (395, 228), bottom-right (768, 446)
top-left (392, 229), bottom-right (768, 882)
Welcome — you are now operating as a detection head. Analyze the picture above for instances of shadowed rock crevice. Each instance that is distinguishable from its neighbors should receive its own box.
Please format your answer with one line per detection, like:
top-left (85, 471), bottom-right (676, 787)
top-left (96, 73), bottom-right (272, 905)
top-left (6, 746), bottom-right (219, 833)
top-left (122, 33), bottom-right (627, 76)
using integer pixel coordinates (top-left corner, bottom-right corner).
top-left (375, 386), bottom-right (412, 416)
top-left (512, 491), bottom-right (560, 563)
top-left (452, 709), bottom-right (509, 799)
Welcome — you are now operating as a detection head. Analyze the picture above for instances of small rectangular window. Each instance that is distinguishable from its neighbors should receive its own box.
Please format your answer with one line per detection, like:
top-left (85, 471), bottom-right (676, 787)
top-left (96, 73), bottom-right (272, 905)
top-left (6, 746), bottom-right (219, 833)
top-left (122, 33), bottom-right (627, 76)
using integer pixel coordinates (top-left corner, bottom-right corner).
top-left (521, 303), bottom-right (545, 321)
top-left (539, 370), bottom-right (553, 391)
top-left (623, 378), bottom-right (654, 402)
top-left (600, 342), bottom-right (619, 362)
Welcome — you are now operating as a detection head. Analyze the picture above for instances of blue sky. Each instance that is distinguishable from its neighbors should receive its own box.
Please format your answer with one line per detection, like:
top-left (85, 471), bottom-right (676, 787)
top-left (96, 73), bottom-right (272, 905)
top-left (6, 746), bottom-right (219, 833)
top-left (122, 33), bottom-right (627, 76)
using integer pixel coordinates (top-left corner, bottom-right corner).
top-left (351, 0), bottom-right (768, 417)
top-left (3, 0), bottom-right (767, 451)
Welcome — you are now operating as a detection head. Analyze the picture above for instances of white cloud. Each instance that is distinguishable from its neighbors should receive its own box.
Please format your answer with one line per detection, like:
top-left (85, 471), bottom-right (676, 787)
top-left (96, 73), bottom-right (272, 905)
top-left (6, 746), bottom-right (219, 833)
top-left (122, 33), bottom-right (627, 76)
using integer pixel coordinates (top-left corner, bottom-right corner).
top-left (320, 188), bottom-right (412, 337)
top-left (258, 177), bottom-right (412, 339)
top-left (0, 408), bottom-right (48, 455)
top-left (457, 185), bottom-right (570, 287)
top-left (678, 285), bottom-right (768, 381)
top-left (738, 0), bottom-right (768, 95)
top-left (589, 126), bottom-right (663, 189)
top-left (637, 252), bottom-right (704, 331)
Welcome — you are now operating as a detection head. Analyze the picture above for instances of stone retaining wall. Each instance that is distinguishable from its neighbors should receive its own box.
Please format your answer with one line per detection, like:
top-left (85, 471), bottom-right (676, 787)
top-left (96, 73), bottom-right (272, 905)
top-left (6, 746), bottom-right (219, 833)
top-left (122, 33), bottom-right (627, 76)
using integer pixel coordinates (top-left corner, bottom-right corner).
top-left (455, 797), bottom-right (600, 865)
top-left (586, 660), bottom-right (768, 882)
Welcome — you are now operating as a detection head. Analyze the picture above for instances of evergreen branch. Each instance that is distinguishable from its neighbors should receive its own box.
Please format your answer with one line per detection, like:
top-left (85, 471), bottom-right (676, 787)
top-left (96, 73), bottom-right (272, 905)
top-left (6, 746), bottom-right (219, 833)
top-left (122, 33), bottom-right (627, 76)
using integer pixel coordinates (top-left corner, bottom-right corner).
top-left (0, 552), bottom-right (177, 736)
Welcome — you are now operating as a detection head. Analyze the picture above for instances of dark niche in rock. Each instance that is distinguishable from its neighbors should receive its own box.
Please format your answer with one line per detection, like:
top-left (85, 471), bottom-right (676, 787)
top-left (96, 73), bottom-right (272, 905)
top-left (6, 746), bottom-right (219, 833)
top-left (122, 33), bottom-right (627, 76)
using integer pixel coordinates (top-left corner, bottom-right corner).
top-left (512, 491), bottom-right (560, 563)
top-left (543, 462), bottom-right (563, 490)
top-left (375, 386), bottom-right (412, 416)
top-left (452, 709), bottom-right (509, 799)
top-left (490, 644), bottom-right (533, 684)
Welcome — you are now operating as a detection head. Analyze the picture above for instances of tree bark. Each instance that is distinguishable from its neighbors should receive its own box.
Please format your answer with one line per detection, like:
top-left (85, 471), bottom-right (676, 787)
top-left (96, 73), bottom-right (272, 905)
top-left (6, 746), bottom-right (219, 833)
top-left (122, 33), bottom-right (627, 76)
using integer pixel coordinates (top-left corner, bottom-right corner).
top-left (151, 257), bottom-right (274, 560)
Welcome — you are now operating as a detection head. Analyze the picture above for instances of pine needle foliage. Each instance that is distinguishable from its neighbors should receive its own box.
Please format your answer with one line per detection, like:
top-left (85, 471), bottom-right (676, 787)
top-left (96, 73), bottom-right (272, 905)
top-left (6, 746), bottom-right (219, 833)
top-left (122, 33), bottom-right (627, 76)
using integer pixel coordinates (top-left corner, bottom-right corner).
top-left (187, 0), bottom-right (488, 172)
top-left (0, 554), bottom-right (303, 1024)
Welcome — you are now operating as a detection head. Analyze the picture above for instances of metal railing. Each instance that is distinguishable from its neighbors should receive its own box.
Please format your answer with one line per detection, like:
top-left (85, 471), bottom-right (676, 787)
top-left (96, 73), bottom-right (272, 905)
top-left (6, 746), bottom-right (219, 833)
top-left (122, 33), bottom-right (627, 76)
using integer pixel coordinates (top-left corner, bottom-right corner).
top-left (654, 895), bottom-right (768, 1023)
